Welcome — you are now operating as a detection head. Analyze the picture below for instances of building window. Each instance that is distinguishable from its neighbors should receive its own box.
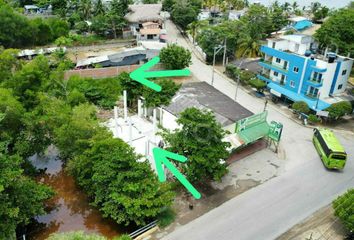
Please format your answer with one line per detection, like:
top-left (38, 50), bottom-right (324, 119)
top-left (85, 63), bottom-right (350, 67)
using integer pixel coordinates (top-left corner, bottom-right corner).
top-left (338, 84), bottom-right (343, 90)
top-left (293, 67), bottom-right (299, 73)
top-left (274, 71), bottom-right (279, 77)
top-left (342, 70), bottom-right (347, 75)
top-left (272, 42), bottom-right (276, 48)
top-left (276, 58), bottom-right (281, 63)
top-left (290, 80), bottom-right (295, 88)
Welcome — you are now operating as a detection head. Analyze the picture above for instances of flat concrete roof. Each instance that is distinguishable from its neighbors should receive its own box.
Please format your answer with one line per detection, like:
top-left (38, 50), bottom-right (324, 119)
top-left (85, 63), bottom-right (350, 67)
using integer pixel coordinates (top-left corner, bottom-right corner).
top-left (165, 82), bottom-right (253, 127)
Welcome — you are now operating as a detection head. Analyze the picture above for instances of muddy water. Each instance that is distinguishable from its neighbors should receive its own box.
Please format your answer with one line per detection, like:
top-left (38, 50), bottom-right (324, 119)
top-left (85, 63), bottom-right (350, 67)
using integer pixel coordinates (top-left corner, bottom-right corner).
top-left (28, 146), bottom-right (128, 239)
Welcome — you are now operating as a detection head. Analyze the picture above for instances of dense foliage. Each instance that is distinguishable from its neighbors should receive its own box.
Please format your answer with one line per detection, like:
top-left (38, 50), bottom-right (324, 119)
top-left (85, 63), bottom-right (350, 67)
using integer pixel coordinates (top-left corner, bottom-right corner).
top-left (161, 108), bottom-right (230, 183)
top-left (315, 8), bottom-right (354, 56)
top-left (0, 141), bottom-right (53, 239)
top-left (159, 44), bottom-right (192, 70)
top-left (0, 46), bottom-right (177, 234)
top-left (68, 137), bottom-right (175, 226)
top-left (0, 4), bottom-right (69, 48)
top-left (333, 189), bottom-right (354, 232)
top-left (292, 101), bottom-right (310, 114)
top-left (325, 101), bottom-right (353, 120)
top-left (119, 72), bottom-right (181, 108)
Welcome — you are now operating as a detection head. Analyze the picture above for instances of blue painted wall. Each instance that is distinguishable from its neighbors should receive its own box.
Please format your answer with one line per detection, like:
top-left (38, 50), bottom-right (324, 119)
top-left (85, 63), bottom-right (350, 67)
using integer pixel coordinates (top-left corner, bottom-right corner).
top-left (261, 46), bottom-right (306, 93)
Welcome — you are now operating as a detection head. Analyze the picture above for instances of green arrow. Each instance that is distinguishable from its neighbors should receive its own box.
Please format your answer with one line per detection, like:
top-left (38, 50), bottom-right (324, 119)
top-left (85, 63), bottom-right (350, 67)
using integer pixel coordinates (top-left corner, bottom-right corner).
top-left (130, 56), bottom-right (191, 92)
top-left (153, 147), bottom-right (201, 199)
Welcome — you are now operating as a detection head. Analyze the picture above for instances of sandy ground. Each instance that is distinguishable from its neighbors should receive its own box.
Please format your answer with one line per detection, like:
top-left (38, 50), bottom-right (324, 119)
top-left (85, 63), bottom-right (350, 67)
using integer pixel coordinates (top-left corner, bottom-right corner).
top-left (277, 205), bottom-right (349, 240)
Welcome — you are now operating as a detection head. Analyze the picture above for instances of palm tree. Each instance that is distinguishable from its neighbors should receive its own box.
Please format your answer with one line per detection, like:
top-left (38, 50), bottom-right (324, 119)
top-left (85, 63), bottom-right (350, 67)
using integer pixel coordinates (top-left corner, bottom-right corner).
top-left (94, 0), bottom-right (105, 16)
top-left (187, 20), bottom-right (208, 44)
top-left (282, 2), bottom-right (291, 12)
top-left (292, 1), bottom-right (299, 13)
top-left (236, 32), bottom-right (262, 58)
top-left (79, 0), bottom-right (92, 20)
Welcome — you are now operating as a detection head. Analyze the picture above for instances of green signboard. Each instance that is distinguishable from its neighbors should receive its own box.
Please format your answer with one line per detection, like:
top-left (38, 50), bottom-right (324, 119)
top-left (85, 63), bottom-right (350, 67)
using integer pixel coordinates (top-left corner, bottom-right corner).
top-left (268, 121), bottom-right (283, 142)
top-left (235, 111), bottom-right (268, 133)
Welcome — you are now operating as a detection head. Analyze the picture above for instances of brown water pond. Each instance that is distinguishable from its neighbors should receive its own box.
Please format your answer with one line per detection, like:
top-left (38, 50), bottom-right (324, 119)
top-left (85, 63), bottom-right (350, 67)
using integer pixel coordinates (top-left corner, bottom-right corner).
top-left (27, 146), bottom-right (130, 240)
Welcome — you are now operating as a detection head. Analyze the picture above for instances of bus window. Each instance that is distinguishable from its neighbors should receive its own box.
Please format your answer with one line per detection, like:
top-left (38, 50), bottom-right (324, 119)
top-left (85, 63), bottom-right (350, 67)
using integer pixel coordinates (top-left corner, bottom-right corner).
top-left (331, 154), bottom-right (346, 160)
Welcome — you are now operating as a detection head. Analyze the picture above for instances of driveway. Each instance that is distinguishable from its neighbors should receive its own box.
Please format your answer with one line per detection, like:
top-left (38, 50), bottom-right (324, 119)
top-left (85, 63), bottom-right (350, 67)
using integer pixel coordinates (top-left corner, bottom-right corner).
top-left (163, 20), bottom-right (354, 240)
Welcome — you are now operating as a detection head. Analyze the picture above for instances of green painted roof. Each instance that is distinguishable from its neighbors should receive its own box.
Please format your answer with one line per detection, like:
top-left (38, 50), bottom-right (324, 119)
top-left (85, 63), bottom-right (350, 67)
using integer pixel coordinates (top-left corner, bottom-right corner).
top-left (318, 128), bottom-right (345, 153)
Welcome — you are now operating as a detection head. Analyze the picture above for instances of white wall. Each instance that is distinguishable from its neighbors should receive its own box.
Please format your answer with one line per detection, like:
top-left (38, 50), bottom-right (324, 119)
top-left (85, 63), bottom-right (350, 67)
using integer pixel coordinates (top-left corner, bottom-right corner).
top-left (319, 62), bottom-right (337, 99)
top-left (332, 59), bottom-right (353, 95)
top-left (161, 109), bottom-right (179, 131)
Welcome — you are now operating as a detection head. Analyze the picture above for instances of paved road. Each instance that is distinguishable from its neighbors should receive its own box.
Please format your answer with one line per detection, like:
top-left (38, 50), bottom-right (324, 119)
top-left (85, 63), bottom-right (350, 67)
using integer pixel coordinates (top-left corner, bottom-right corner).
top-left (163, 20), bottom-right (354, 240)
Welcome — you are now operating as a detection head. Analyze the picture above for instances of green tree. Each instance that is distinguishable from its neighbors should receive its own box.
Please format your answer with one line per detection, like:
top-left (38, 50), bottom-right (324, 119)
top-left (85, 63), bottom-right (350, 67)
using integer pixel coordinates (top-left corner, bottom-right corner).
top-left (30, 18), bottom-right (53, 45)
top-left (6, 55), bottom-right (51, 109)
top-left (142, 78), bottom-right (181, 108)
top-left (143, 0), bottom-right (158, 3)
top-left (333, 188), bottom-right (354, 232)
top-left (315, 8), bottom-right (354, 56)
top-left (159, 44), bottom-right (192, 70)
top-left (187, 20), bottom-right (208, 44)
top-left (0, 148), bottom-right (53, 239)
top-left (0, 48), bottom-right (21, 83)
top-left (94, 0), bottom-right (106, 16)
top-left (162, 0), bottom-right (175, 12)
top-left (0, 5), bottom-right (34, 48)
top-left (161, 108), bottom-right (230, 183)
top-left (249, 78), bottom-right (266, 92)
top-left (47, 18), bottom-right (70, 40)
top-left (51, 0), bottom-right (68, 17)
top-left (313, 6), bottom-right (329, 22)
top-left (171, 0), bottom-right (198, 30)
top-left (54, 103), bottom-right (102, 159)
top-left (68, 137), bottom-right (175, 226)
top-left (118, 72), bottom-right (144, 107)
top-left (325, 101), bottom-right (353, 120)
top-left (292, 101), bottom-right (310, 114)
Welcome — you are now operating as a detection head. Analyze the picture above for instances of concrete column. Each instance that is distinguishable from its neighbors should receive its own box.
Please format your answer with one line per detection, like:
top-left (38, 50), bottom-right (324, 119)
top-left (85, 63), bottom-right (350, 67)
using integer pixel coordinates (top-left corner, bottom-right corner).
top-left (129, 117), bottom-right (132, 145)
top-left (153, 109), bottom-right (157, 143)
top-left (123, 90), bottom-right (128, 121)
top-left (138, 99), bottom-right (142, 117)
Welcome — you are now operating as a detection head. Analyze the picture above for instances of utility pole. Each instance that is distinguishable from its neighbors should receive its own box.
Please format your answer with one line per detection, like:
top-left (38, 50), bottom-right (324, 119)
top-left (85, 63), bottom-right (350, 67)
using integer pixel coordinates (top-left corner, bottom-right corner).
top-left (212, 45), bottom-right (226, 86)
top-left (223, 38), bottom-right (227, 66)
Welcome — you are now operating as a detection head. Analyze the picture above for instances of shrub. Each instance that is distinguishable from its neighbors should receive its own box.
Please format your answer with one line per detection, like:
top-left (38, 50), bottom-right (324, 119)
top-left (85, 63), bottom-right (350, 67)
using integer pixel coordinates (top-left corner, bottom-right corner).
top-left (157, 207), bottom-right (176, 227)
top-left (325, 101), bottom-right (353, 120)
top-left (308, 114), bottom-right (320, 124)
top-left (159, 44), bottom-right (192, 70)
top-left (225, 64), bottom-right (239, 79)
top-left (333, 189), bottom-right (354, 232)
top-left (292, 101), bottom-right (310, 114)
top-left (249, 78), bottom-right (266, 92)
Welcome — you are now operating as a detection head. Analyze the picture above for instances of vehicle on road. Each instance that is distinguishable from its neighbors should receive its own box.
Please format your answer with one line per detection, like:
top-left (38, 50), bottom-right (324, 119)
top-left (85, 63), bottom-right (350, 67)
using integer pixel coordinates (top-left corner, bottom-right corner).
top-left (313, 128), bottom-right (347, 170)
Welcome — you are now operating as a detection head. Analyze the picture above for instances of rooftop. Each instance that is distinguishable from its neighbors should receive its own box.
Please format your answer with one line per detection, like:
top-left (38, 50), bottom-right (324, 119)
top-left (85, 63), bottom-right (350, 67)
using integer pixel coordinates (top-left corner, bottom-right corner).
top-left (125, 4), bottom-right (162, 23)
top-left (165, 82), bottom-right (253, 127)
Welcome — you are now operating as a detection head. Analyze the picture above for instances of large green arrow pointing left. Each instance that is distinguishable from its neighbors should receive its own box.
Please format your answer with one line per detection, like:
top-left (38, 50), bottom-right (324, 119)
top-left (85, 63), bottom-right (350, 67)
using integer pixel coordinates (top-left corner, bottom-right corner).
top-left (153, 147), bottom-right (201, 199)
top-left (129, 56), bottom-right (191, 92)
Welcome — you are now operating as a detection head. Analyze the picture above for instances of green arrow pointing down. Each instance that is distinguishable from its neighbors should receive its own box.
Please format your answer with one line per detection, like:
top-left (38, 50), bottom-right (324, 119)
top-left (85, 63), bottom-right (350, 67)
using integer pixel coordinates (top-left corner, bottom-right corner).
top-left (153, 147), bottom-right (201, 199)
top-left (129, 56), bottom-right (191, 92)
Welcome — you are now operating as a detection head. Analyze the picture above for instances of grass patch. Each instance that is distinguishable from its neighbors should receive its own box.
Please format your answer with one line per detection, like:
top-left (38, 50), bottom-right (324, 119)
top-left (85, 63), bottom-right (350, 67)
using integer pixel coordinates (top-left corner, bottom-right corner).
top-left (157, 207), bottom-right (176, 228)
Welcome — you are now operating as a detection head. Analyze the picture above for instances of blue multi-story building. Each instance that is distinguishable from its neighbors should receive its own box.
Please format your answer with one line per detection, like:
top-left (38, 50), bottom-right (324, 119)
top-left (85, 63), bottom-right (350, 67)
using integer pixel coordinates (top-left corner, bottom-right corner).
top-left (258, 34), bottom-right (353, 111)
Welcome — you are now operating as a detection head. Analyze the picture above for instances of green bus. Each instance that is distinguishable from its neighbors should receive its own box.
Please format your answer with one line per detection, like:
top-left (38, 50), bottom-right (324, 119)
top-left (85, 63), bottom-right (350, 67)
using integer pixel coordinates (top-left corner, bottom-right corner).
top-left (313, 128), bottom-right (347, 170)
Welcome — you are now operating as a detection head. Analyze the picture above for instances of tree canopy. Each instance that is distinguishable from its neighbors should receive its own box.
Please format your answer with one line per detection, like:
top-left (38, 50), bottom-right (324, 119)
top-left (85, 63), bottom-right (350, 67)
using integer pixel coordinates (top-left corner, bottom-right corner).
top-left (159, 44), bottom-right (192, 70)
top-left (161, 108), bottom-right (230, 183)
top-left (315, 8), bottom-right (354, 56)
